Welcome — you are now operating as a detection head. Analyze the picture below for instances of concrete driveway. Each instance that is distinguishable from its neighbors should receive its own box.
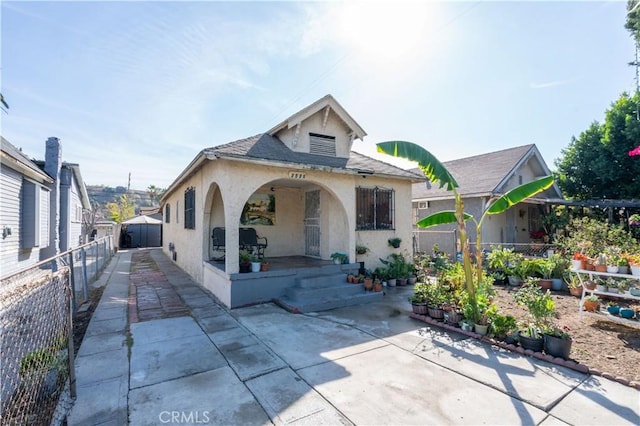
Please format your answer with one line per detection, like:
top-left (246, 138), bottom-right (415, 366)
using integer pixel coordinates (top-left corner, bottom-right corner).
top-left (68, 249), bottom-right (640, 425)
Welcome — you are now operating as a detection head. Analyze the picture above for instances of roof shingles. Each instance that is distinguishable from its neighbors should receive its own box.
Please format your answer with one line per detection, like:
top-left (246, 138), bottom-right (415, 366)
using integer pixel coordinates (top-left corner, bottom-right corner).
top-left (412, 145), bottom-right (535, 199)
top-left (205, 133), bottom-right (422, 180)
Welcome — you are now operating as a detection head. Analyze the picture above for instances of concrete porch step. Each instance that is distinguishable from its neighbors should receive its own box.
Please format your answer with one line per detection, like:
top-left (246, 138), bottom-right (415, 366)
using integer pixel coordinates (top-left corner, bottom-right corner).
top-left (285, 282), bottom-right (364, 301)
top-left (295, 273), bottom-right (348, 289)
top-left (274, 291), bottom-right (383, 314)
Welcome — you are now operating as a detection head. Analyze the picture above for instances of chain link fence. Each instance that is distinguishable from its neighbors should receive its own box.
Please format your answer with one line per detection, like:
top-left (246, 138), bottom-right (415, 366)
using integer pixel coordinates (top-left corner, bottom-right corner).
top-left (0, 236), bottom-right (114, 425)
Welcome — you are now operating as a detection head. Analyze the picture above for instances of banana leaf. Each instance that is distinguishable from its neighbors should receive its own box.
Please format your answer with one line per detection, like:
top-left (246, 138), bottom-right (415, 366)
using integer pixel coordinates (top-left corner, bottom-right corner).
top-left (486, 176), bottom-right (554, 215)
top-left (416, 210), bottom-right (473, 228)
top-left (377, 141), bottom-right (458, 191)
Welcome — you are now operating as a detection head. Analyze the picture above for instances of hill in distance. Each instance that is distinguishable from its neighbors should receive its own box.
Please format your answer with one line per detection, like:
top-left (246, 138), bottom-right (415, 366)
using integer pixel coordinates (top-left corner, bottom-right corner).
top-left (86, 185), bottom-right (158, 220)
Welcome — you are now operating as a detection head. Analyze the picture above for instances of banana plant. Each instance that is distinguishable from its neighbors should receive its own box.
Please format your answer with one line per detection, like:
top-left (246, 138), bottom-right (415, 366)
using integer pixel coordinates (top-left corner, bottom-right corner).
top-left (377, 140), bottom-right (554, 322)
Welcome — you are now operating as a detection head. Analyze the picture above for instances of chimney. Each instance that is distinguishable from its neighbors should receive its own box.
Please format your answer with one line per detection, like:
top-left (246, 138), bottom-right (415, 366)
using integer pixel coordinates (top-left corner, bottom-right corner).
top-left (41, 137), bottom-right (62, 260)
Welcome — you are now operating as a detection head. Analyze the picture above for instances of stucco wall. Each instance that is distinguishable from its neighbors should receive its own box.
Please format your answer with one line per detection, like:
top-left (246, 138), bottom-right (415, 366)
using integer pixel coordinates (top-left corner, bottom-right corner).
top-left (161, 155), bottom-right (415, 303)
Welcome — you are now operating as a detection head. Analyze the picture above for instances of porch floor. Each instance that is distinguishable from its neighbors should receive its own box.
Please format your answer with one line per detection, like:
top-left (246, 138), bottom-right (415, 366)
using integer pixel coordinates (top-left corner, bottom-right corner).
top-left (207, 255), bottom-right (336, 273)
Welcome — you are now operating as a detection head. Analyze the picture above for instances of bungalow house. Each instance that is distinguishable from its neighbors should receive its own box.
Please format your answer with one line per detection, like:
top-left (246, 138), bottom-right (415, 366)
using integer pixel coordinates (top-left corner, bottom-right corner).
top-left (160, 95), bottom-right (423, 309)
top-left (0, 136), bottom-right (91, 279)
top-left (411, 144), bottom-right (564, 256)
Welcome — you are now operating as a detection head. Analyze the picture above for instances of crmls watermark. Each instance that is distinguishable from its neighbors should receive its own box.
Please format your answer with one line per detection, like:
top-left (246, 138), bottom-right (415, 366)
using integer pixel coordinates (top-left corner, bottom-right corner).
top-left (159, 411), bottom-right (211, 424)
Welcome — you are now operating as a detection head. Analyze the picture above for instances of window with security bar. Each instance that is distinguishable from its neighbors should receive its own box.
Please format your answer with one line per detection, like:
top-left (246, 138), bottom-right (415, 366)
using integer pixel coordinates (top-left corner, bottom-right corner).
top-left (356, 187), bottom-right (395, 230)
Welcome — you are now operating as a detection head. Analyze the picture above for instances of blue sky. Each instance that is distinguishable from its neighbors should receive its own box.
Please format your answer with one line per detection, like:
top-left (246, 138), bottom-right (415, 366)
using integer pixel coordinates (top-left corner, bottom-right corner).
top-left (1, 1), bottom-right (636, 190)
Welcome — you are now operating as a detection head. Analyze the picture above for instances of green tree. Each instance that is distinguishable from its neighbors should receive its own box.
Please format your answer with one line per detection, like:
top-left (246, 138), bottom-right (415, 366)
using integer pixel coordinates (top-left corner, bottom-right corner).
top-left (555, 92), bottom-right (640, 200)
top-left (626, 0), bottom-right (640, 44)
top-left (146, 185), bottom-right (165, 206)
top-left (107, 194), bottom-right (135, 223)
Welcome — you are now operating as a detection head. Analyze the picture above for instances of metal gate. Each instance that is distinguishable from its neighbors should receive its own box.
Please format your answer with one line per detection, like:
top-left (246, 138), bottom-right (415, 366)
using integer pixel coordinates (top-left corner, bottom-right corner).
top-left (304, 190), bottom-right (320, 257)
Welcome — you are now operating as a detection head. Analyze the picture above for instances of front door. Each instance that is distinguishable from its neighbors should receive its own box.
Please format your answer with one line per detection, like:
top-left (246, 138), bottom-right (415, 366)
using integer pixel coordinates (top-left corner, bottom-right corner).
top-left (304, 190), bottom-right (320, 257)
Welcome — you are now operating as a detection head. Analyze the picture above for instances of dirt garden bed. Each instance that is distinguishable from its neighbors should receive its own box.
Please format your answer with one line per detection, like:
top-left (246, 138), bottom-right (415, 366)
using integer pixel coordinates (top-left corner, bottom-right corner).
top-left (491, 285), bottom-right (640, 384)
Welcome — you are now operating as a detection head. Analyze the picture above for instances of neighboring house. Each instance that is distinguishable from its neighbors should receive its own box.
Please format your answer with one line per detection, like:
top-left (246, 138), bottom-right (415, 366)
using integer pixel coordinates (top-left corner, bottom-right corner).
top-left (92, 220), bottom-right (117, 241)
top-left (0, 136), bottom-right (91, 279)
top-left (161, 94), bottom-right (423, 308)
top-left (139, 206), bottom-right (161, 221)
top-left (411, 144), bottom-right (564, 255)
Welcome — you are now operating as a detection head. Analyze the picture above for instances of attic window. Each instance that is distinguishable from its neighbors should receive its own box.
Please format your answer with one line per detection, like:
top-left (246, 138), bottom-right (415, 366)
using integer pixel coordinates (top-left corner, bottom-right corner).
top-left (309, 133), bottom-right (336, 156)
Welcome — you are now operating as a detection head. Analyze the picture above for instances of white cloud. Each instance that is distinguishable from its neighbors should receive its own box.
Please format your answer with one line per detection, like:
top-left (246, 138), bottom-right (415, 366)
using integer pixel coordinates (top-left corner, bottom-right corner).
top-left (529, 79), bottom-right (574, 89)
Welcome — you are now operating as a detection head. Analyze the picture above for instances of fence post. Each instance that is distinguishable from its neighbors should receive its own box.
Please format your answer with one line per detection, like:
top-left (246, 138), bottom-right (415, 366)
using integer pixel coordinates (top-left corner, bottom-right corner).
top-left (66, 273), bottom-right (77, 399)
top-left (69, 252), bottom-right (77, 313)
top-left (94, 242), bottom-right (99, 281)
top-left (81, 247), bottom-right (89, 298)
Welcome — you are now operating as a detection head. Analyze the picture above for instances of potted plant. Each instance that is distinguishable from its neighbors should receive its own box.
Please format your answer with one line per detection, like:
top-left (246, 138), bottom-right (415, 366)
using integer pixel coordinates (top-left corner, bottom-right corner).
top-left (535, 258), bottom-right (554, 291)
top-left (388, 237), bottom-right (402, 249)
top-left (595, 253), bottom-right (609, 273)
top-left (426, 284), bottom-right (446, 320)
top-left (250, 254), bottom-right (261, 272)
top-left (260, 258), bottom-right (270, 272)
top-left (627, 253), bottom-right (640, 276)
top-left (542, 324), bottom-right (572, 359)
top-left (409, 283), bottom-right (430, 314)
top-left (355, 245), bottom-right (369, 255)
top-left (373, 278), bottom-right (383, 292)
top-left (486, 246), bottom-right (518, 285)
top-left (330, 252), bottom-right (348, 264)
top-left (509, 255), bottom-right (529, 287)
top-left (513, 280), bottom-right (555, 352)
top-left (565, 273), bottom-right (583, 297)
top-left (490, 313), bottom-right (517, 341)
top-left (617, 256), bottom-right (630, 274)
top-left (239, 251), bottom-right (252, 273)
top-left (550, 254), bottom-right (569, 291)
top-left (582, 294), bottom-right (600, 312)
top-left (572, 252), bottom-right (588, 271)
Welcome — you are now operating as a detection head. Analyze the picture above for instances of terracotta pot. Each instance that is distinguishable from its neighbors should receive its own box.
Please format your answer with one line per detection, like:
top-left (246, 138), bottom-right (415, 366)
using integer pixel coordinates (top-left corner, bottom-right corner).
top-left (583, 280), bottom-right (597, 290)
top-left (373, 281), bottom-right (383, 292)
top-left (363, 278), bottom-right (373, 290)
top-left (260, 263), bottom-right (270, 272)
top-left (538, 279), bottom-right (552, 291)
top-left (583, 300), bottom-right (599, 312)
top-left (569, 287), bottom-right (583, 297)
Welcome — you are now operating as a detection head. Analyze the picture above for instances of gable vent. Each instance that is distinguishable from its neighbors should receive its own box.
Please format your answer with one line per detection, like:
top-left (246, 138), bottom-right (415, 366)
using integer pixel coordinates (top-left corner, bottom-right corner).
top-left (309, 133), bottom-right (336, 156)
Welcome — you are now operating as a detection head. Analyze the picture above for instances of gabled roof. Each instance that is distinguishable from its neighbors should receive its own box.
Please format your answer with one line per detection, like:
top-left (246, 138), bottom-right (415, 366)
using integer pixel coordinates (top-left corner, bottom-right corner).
top-left (268, 94), bottom-right (367, 141)
top-left (33, 159), bottom-right (91, 209)
top-left (1, 136), bottom-right (53, 183)
top-left (205, 133), bottom-right (422, 180)
top-left (412, 144), bottom-right (562, 200)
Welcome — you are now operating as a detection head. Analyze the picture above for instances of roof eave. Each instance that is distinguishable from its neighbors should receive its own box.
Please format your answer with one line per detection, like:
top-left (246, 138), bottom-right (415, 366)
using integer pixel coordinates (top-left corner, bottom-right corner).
top-left (1, 151), bottom-right (54, 184)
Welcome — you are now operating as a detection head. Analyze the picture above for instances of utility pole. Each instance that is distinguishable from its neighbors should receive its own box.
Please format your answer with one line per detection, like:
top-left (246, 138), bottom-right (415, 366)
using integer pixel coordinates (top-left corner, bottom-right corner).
top-left (630, 40), bottom-right (640, 120)
top-left (127, 172), bottom-right (131, 193)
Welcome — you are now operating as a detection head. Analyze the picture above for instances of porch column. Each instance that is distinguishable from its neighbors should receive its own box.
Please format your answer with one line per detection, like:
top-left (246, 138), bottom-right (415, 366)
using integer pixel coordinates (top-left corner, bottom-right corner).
top-left (224, 216), bottom-right (240, 274)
